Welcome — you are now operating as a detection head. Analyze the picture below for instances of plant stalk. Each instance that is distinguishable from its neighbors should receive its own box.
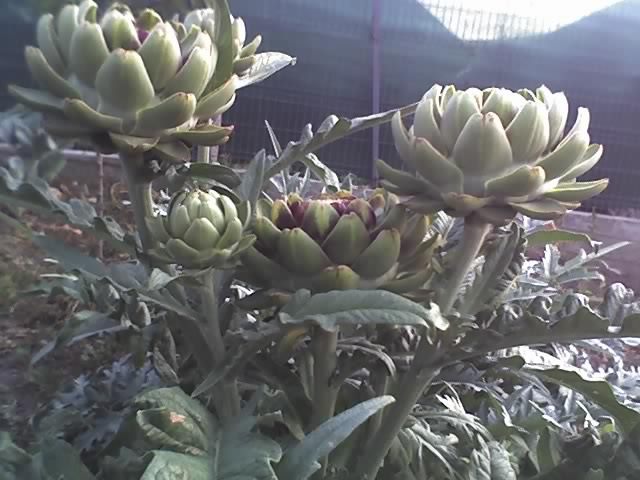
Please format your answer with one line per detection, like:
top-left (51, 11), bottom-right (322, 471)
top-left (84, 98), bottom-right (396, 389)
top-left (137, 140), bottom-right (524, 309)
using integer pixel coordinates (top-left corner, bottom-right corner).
top-left (119, 153), bottom-right (154, 252)
top-left (201, 271), bottom-right (241, 419)
top-left (310, 328), bottom-right (339, 478)
top-left (355, 215), bottom-right (492, 479)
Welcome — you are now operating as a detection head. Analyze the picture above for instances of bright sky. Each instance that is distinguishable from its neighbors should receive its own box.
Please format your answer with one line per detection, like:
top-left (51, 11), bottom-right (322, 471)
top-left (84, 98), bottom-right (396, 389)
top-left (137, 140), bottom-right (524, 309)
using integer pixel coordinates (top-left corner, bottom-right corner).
top-left (420, 0), bottom-right (623, 40)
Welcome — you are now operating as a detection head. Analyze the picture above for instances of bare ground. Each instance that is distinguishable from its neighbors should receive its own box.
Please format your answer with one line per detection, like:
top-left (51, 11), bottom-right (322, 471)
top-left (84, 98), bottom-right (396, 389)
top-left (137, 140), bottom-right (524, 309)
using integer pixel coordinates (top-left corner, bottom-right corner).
top-left (0, 178), bottom-right (131, 447)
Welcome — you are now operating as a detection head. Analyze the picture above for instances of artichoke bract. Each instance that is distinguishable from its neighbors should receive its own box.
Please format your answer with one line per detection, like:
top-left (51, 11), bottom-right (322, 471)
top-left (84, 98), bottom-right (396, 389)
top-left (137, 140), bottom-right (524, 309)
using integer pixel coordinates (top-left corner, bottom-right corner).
top-left (241, 191), bottom-right (436, 294)
top-left (146, 189), bottom-right (255, 269)
top-left (377, 85), bottom-right (609, 224)
top-left (183, 9), bottom-right (262, 77)
top-left (8, 0), bottom-right (261, 161)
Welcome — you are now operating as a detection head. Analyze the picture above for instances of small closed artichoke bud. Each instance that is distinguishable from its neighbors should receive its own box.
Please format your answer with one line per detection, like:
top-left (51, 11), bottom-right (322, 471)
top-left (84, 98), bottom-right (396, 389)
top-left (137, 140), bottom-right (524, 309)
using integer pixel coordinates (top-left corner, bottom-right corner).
top-left (146, 188), bottom-right (255, 269)
top-left (378, 84), bottom-right (609, 224)
top-left (9, 0), bottom-right (271, 161)
top-left (240, 190), bottom-right (436, 294)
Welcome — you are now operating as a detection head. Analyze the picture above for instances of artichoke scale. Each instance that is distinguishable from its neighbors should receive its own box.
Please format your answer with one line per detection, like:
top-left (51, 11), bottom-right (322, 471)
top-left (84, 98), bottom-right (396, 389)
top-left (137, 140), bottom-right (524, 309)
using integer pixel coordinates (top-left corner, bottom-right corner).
top-left (321, 213), bottom-right (370, 265)
top-left (8, 85), bottom-right (64, 113)
top-left (311, 266), bottom-right (362, 292)
top-left (36, 14), bottom-right (65, 75)
top-left (170, 124), bottom-right (234, 146)
top-left (375, 159), bottom-right (440, 197)
top-left (68, 23), bottom-right (110, 85)
top-left (509, 198), bottom-right (574, 220)
top-left (277, 228), bottom-right (333, 276)
top-left (217, 218), bottom-right (243, 250)
top-left (543, 178), bottom-right (609, 202)
top-left (162, 46), bottom-right (213, 99)
top-left (94, 50), bottom-right (155, 113)
top-left (559, 144), bottom-right (603, 182)
top-left (129, 92), bottom-right (197, 135)
top-left (350, 229), bottom-right (401, 279)
top-left (25, 47), bottom-right (80, 100)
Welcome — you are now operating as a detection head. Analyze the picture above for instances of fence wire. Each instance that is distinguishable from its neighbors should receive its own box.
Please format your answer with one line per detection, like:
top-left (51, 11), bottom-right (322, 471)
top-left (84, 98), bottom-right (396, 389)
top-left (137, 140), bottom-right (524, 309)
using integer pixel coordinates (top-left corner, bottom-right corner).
top-left (3, 0), bottom-right (640, 212)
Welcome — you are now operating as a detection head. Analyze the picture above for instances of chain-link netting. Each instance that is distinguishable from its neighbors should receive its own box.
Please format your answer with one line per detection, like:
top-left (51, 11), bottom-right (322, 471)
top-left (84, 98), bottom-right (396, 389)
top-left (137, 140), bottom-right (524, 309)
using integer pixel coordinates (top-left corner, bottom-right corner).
top-left (2, 0), bottom-right (639, 212)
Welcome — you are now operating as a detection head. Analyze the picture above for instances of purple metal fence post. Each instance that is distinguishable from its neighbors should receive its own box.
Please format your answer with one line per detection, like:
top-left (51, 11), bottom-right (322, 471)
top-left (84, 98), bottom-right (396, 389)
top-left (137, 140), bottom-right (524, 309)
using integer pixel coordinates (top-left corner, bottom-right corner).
top-left (371, 0), bottom-right (382, 182)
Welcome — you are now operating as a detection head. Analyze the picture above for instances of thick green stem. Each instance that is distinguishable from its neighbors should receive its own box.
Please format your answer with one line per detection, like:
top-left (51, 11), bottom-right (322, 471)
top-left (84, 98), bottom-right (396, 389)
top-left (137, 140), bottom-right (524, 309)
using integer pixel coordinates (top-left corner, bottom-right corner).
top-left (310, 328), bottom-right (339, 478)
top-left (201, 272), bottom-right (240, 419)
top-left (437, 217), bottom-right (493, 314)
top-left (354, 215), bottom-right (492, 479)
top-left (119, 153), bottom-right (154, 252)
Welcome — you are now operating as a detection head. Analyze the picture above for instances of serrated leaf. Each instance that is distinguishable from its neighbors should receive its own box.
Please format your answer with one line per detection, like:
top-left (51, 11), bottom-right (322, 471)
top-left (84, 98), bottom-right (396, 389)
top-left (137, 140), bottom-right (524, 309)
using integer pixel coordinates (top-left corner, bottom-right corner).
top-left (556, 241), bottom-right (629, 277)
top-left (32, 236), bottom-right (200, 322)
top-left (275, 396), bottom-right (395, 480)
top-left (523, 365), bottom-right (640, 434)
top-left (139, 450), bottom-right (211, 479)
top-left (459, 224), bottom-right (526, 315)
top-left (178, 163), bottom-right (242, 188)
top-left (265, 120), bottom-right (283, 157)
top-left (0, 171), bottom-right (135, 255)
top-left (525, 229), bottom-right (598, 249)
top-left (604, 422), bottom-right (640, 478)
top-left (31, 310), bottom-right (126, 365)
top-left (236, 52), bottom-right (296, 89)
top-left (38, 439), bottom-right (96, 480)
top-left (130, 387), bottom-right (282, 480)
top-left (450, 306), bottom-right (640, 390)
top-left (278, 289), bottom-right (448, 333)
top-left (264, 102), bottom-right (419, 183)
top-left (207, 0), bottom-right (233, 91)
top-left (32, 234), bottom-right (108, 277)
top-left (236, 149), bottom-right (270, 205)
top-left (300, 153), bottom-right (340, 190)
top-left (191, 324), bottom-right (287, 398)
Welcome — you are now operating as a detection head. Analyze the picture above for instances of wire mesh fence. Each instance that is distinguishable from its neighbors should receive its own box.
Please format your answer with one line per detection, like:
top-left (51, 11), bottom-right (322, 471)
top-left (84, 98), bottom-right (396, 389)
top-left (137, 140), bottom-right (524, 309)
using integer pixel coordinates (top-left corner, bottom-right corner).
top-left (2, 0), bottom-right (640, 212)
top-left (221, 0), bottom-right (640, 213)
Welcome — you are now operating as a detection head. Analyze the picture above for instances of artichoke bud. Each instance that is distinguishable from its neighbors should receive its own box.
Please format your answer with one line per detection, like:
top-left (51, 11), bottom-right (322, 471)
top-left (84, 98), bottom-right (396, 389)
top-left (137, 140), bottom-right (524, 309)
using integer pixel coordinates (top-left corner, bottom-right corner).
top-left (56, 4), bottom-right (80, 61)
top-left (149, 189), bottom-right (250, 269)
top-left (241, 35), bottom-right (262, 58)
top-left (345, 198), bottom-right (375, 228)
top-left (232, 17), bottom-right (247, 45)
top-left (367, 190), bottom-right (387, 215)
top-left (138, 23), bottom-right (181, 91)
top-left (12, 0), bottom-right (266, 161)
top-left (168, 204), bottom-right (191, 237)
top-left (69, 22), bottom-right (109, 85)
top-left (78, 0), bottom-right (98, 23)
top-left (184, 9), bottom-right (213, 31)
top-left (137, 9), bottom-right (163, 31)
top-left (380, 83), bottom-right (608, 222)
top-left (301, 201), bottom-right (340, 241)
top-left (241, 191), bottom-right (434, 295)
top-left (36, 14), bottom-right (65, 75)
top-left (271, 199), bottom-right (297, 229)
top-left (100, 9), bottom-right (140, 50)
top-left (180, 26), bottom-right (212, 59)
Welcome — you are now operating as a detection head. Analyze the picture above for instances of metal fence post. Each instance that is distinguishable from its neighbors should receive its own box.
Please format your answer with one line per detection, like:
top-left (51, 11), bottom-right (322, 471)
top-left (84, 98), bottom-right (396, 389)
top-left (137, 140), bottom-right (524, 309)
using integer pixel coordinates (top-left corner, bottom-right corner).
top-left (371, 0), bottom-right (382, 182)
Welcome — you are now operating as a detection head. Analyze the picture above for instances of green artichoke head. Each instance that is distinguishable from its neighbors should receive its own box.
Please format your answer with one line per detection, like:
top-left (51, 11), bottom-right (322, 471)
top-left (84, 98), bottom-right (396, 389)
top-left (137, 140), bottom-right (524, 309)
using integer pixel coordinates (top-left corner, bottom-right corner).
top-left (182, 9), bottom-right (262, 77)
top-left (146, 189), bottom-right (255, 269)
top-left (241, 190), bottom-right (438, 294)
top-left (8, 0), bottom-right (258, 161)
top-left (377, 84), bottom-right (609, 224)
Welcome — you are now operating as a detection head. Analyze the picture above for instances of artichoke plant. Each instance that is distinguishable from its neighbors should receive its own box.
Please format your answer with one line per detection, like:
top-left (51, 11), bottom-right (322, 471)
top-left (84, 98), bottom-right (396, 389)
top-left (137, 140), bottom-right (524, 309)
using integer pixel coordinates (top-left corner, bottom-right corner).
top-left (146, 189), bottom-right (255, 269)
top-left (377, 84), bottom-right (609, 224)
top-left (183, 9), bottom-right (262, 77)
top-left (8, 0), bottom-right (261, 161)
top-left (241, 191), bottom-right (436, 294)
